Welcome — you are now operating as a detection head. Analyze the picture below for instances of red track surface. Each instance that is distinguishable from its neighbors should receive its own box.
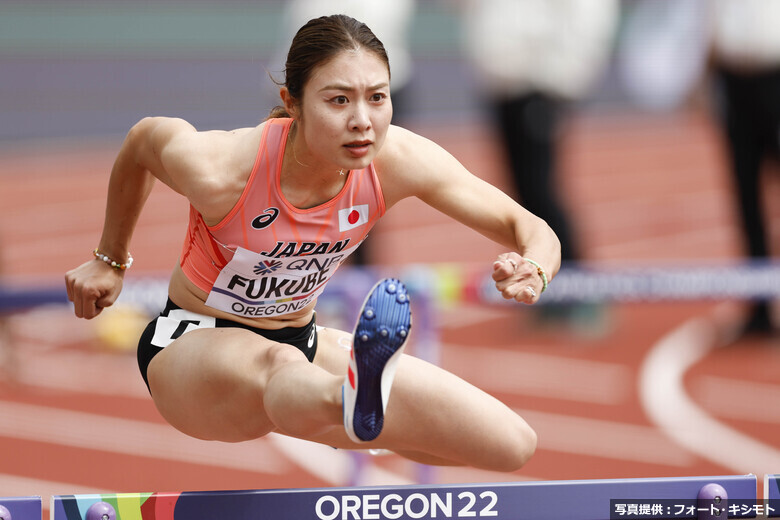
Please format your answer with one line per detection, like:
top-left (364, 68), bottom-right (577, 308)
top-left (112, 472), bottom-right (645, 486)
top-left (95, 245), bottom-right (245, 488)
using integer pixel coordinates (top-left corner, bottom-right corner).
top-left (0, 109), bottom-right (778, 514)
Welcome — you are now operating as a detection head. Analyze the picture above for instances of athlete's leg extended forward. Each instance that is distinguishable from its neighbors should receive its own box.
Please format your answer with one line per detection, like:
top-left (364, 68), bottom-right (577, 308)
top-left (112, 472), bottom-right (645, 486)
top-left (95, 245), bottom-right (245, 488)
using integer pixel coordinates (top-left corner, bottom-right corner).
top-left (314, 279), bottom-right (537, 471)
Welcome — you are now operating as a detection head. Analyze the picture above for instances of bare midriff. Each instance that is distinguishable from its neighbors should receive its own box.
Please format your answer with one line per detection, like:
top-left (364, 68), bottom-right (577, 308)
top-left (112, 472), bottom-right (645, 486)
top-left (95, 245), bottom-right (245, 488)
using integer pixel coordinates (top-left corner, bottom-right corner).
top-left (167, 264), bottom-right (317, 330)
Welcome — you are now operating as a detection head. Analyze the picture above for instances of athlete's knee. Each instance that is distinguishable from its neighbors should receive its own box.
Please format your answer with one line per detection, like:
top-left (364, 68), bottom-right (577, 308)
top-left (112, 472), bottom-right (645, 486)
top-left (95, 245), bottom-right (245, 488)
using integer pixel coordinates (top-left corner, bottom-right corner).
top-left (485, 418), bottom-right (537, 472)
top-left (517, 422), bottom-right (538, 465)
top-left (257, 341), bottom-right (308, 375)
top-left (502, 420), bottom-right (537, 472)
top-left (260, 342), bottom-right (326, 437)
top-left (191, 343), bottom-right (303, 442)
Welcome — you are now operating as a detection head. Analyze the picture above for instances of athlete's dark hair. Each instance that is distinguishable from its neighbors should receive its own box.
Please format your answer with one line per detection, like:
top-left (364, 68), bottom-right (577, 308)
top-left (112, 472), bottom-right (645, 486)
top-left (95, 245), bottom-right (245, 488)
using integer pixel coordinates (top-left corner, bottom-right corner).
top-left (268, 14), bottom-right (390, 119)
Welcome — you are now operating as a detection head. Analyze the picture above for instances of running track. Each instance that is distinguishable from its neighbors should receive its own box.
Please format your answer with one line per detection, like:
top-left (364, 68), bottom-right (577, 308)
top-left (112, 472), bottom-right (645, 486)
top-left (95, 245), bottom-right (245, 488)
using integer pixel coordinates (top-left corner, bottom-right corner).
top-left (0, 109), bottom-right (778, 515)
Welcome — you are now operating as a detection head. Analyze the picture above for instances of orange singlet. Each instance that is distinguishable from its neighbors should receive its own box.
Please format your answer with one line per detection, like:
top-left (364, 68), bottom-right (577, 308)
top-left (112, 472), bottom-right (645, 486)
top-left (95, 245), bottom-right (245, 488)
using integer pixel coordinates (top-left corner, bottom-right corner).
top-left (179, 118), bottom-right (386, 318)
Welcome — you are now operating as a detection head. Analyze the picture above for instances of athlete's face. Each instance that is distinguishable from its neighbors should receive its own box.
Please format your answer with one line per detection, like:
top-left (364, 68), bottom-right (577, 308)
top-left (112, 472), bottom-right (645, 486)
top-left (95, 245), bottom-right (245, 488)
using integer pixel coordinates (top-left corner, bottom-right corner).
top-left (292, 49), bottom-right (392, 173)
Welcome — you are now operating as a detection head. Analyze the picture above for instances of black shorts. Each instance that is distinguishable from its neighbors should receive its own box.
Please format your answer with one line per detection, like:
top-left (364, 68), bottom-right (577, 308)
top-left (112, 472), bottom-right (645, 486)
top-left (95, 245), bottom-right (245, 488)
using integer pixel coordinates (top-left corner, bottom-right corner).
top-left (137, 299), bottom-right (318, 392)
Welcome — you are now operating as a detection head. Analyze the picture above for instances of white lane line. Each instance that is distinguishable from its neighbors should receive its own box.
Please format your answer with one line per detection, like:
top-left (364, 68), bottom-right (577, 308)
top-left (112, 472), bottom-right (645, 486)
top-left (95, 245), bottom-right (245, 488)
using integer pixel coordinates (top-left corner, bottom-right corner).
top-left (14, 347), bottom-right (150, 398)
top-left (443, 344), bottom-right (632, 405)
top-left (0, 401), bottom-right (288, 475)
top-left (268, 431), bottom-right (542, 487)
top-left (0, 473), bottom-right (111, 504)
top-left (691, 376), bottom-right (780, 425)
top-left (515, 408), bottom-right (696, 467)
top-left (268, 435), bottom-right (414, 487)
top-left (270, 406), bottom-right (698, 479)
top-left (12, 322), bottom-right (632, 407)
top-left (639, 307), bottom-right (780, 475)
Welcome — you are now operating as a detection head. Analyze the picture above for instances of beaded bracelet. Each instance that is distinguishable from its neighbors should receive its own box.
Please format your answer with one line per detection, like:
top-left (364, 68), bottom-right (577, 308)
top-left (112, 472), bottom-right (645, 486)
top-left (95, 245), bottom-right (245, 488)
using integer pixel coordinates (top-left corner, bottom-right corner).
top-left (523, 258), bottom-right (548, 293)
top-left (93, 248), bottom-right (133, 270)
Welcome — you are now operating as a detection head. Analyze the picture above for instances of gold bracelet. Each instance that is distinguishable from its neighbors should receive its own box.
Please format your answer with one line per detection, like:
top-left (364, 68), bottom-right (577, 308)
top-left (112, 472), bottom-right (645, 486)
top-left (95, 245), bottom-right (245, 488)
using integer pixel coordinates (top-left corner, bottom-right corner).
top-left (523, 258), bottom-right (548, 293)
top-left (93, 248), bottom-right (133, 270)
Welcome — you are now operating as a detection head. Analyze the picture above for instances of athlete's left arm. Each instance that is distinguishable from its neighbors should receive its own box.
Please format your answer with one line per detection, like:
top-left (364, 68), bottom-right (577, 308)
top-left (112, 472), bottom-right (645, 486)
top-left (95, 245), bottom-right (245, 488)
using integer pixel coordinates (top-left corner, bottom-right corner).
top-left (377, 126), bottom-right (561, 304)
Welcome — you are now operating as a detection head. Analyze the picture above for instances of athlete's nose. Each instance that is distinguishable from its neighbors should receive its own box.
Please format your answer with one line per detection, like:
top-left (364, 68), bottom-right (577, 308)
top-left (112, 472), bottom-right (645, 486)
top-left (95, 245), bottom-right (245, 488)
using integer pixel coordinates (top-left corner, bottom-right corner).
top-left (349, 102), bottom-right (371, 132)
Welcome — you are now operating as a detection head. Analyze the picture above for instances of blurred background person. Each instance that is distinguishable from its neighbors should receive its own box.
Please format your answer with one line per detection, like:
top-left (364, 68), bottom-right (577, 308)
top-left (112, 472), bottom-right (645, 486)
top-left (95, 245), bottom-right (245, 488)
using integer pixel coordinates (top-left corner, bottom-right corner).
top-left (459, 0), bottom-right (619, 330)
top-left (616, 0), bottom-right (710, 112)
top-left (709, 0), bottom-right (780, 337)
top-left (280, 0), bottom-right (418, 267)
top-left (615, 0), bottom-right (778, 337)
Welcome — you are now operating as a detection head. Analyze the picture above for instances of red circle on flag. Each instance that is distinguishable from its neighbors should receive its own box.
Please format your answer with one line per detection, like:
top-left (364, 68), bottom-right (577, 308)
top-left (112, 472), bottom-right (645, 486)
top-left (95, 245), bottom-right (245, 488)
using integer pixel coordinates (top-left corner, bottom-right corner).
top-left (348, 210), bottom-right (360, 224)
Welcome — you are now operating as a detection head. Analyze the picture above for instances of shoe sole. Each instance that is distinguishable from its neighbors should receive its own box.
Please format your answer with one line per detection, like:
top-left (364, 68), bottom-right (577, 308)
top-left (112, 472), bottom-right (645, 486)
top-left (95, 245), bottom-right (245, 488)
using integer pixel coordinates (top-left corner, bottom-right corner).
top-left (343, 278), bottom-right (412, 443)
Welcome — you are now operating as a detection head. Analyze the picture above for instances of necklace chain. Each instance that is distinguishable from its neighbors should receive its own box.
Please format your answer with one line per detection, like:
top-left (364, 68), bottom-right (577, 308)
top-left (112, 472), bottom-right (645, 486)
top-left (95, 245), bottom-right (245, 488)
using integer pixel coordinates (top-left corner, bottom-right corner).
top-left (290, 121), bottom-right (311, 169)
top-left (290, 120), bottom-right (347, 176)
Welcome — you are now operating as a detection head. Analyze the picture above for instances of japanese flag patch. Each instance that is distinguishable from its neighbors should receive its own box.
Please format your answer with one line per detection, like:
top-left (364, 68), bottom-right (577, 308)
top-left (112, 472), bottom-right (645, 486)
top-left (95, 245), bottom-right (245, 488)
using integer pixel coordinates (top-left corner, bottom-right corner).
top-left (338, 204), bottom-right (369, 232)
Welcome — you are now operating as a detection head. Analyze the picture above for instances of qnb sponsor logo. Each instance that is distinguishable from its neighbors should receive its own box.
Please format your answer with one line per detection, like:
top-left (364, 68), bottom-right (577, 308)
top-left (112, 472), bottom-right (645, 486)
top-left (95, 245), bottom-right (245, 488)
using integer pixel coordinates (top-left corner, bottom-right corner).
top-left (253, 259), bottom-right (283, 275)
top-left (314, 491), bottom-right (499, 520)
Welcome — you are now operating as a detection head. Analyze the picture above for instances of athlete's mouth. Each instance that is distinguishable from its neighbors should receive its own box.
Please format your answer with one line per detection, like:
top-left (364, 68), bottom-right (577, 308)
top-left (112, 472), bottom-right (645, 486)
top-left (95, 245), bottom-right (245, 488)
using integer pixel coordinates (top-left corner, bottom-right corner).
top-left (344, 140), bottom-right (372, 148)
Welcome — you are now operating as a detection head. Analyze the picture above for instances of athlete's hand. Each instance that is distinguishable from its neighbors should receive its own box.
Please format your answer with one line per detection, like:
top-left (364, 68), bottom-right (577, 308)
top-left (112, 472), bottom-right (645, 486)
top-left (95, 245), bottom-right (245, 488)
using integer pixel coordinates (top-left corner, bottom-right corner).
top-left (491, 253), bottom-right (543, 305)
top-left (64, 259), bottom-right (125, 319)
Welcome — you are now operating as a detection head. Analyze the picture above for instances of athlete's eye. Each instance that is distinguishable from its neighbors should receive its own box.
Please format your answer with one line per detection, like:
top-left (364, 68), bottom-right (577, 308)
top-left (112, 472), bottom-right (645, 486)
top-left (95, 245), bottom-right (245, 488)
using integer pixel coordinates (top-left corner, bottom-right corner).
top-left (370, 93), bottom-right (387, 103)
top-left (332, 96), bottom-right (348, 105)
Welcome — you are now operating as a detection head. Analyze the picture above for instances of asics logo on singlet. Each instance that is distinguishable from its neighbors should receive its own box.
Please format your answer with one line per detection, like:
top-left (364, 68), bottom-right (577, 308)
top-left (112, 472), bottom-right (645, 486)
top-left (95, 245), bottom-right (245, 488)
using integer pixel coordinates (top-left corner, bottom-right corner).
top-left (253, 260), bottom-right (283, 275)
top-left (251, 207), bottom-right (280, 229)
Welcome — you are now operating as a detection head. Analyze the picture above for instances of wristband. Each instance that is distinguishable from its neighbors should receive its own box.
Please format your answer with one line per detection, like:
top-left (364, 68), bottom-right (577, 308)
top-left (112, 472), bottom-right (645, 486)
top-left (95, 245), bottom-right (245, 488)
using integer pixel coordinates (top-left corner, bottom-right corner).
top-left (523, 258), bottom-right (548, 293)
top-left (93, 248), bottom-right (133, 270)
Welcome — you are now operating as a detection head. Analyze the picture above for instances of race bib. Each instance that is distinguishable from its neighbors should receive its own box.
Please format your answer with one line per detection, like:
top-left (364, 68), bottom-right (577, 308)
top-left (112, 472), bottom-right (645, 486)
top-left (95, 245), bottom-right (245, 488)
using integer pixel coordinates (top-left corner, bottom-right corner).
top-left (205, 245), bottom-right (353, 318)
top-left (151, 309), bottom-right (216, 348)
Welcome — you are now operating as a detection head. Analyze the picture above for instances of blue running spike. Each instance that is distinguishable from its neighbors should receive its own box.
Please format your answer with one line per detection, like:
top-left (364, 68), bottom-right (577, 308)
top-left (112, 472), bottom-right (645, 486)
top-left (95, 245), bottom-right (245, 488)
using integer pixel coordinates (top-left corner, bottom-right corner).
top-left (343, 278), bottom-right (412, 443)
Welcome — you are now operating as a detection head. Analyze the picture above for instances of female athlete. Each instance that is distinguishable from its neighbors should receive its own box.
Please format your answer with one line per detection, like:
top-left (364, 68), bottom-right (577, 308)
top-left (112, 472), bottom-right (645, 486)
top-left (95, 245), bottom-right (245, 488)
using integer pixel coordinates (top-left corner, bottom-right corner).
top-left (65, 14), bottom-right (560, 472)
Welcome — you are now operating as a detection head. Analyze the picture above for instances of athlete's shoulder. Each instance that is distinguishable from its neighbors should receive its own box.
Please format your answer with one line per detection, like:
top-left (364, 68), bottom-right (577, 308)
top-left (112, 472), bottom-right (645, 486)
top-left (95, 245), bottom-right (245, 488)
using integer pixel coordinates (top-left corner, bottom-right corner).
top-left (132, 116), bottom-right (262, 160)
top-left (374, 125), bottom-right (452, 207)
top-left (379, 124), bottom-right (456, 173)
top-left (376, 125), bottom-right (438, 171)
top-left (382, 123), bottom-right (430, 148)
top-left (193, 121), bottom-right (265, 152)
top-left (140, 118), bottom-right (265, 220)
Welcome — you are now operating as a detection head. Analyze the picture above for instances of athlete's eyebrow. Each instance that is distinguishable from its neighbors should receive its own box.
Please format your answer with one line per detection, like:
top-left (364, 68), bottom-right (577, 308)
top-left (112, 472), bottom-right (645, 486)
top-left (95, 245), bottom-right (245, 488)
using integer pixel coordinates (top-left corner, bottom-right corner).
top-left (319, 82), bottom-right (389, 92)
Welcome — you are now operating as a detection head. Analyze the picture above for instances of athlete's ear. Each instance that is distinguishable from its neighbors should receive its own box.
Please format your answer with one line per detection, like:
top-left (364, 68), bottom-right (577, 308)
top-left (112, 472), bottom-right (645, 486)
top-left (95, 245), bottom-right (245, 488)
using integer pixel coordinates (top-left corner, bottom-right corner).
top-left (280, 88), bottom-right (299, 119)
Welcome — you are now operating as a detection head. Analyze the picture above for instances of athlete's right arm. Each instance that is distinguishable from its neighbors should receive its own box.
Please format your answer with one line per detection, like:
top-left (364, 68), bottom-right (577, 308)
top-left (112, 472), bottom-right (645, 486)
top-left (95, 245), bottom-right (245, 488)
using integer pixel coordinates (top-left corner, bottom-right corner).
top-left (65, 117), bottom-right (201, 319)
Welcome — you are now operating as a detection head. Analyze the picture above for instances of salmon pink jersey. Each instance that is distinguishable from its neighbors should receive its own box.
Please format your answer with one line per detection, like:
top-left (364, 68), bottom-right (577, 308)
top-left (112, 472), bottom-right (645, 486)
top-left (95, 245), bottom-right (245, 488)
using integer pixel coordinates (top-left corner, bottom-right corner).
top-left (179, 118), bottom-right (386, 318)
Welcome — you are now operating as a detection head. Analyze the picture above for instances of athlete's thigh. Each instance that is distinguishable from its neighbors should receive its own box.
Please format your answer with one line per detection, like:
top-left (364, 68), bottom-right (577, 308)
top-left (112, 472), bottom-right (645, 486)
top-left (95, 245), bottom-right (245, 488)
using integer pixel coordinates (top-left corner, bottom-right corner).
top-left (312, 325), bottom-right (353, 375)
top-left (308, 349), bottom-right (533, 467)
top-left (147, 326), bottom-right (304, 441)
top-left (303, 346), bottom-right (439, 450)
top-left (304, 326), bottom-right (534, 469)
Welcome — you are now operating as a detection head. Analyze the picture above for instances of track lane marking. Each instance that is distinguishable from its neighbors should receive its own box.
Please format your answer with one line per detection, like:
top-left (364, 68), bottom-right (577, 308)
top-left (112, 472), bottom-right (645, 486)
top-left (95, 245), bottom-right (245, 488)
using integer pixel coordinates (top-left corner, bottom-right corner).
top-left (443, 344), bottom-right (632, 405)
top-left (515, 408), bottom-right (695, 466)
top-left (691, 376), bottom-right (780, 425)
top-left (0, 401), bottom-right (288, 475)
top-left (639, 306), bottom-right (780, 475)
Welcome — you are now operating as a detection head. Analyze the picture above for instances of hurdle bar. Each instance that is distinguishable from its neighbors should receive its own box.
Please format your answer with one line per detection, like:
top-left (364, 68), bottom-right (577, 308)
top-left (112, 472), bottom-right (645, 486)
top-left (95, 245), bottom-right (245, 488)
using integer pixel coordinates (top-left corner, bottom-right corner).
top-left (0, 497), bottom-right (40, 520)
top-left (3, 260), bottom-right (779, 314)
top-left (767, 474), bottom-right (780, 517)
top-left (46, 474), bottom-right (759, 520)
top-left (113, 260), bottom-right (777, 306)
top-left (0, 286), bottom-right (68, 313)
top-left (472, 259), bottom-right (780, 305)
